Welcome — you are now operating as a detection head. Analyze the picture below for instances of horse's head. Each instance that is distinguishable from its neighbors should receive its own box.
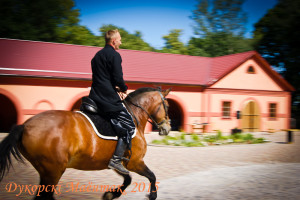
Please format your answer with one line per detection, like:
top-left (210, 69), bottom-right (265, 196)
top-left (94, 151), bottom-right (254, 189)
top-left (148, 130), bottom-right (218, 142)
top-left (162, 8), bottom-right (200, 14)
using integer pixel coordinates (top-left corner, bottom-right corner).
top-left (151, 88), bottom-right (171, 136)
top-left (125, 87), bottom-right (172, 136)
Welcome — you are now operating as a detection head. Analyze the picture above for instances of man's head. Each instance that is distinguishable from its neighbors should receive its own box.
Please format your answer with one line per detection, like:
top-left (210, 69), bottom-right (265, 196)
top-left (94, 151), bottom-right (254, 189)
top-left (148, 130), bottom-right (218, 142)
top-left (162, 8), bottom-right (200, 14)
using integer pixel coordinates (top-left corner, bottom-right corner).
top-left (105, 29), bottom-right (122, 50)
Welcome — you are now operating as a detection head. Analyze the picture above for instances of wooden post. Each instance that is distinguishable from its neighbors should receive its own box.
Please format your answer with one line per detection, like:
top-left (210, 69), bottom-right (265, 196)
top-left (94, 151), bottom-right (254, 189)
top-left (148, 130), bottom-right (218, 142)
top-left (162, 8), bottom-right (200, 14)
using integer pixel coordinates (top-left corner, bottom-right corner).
top-left (287, 130), bottom-right (293, 144)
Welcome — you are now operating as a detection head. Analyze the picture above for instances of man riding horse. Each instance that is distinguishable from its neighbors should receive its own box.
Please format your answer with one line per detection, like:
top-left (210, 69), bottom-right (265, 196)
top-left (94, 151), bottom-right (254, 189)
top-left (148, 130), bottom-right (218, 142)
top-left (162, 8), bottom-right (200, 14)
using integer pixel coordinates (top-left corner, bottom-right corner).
top-left (88, 29), bottom-right (135, 175)
top-left (0, 30), bottom-right (172, 200)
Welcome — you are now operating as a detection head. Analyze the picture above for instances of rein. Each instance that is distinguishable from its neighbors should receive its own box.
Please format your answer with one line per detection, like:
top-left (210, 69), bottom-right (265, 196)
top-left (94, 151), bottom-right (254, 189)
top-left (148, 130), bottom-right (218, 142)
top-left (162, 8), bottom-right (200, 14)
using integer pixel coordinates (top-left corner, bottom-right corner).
top-left (121, 91), bottom-right (168, 128)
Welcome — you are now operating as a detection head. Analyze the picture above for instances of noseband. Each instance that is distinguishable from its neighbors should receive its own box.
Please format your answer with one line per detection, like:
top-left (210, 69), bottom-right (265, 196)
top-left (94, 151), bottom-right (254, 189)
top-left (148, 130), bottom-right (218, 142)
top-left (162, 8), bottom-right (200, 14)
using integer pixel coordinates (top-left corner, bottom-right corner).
top-left (124, 91), bottom-right (169, 129)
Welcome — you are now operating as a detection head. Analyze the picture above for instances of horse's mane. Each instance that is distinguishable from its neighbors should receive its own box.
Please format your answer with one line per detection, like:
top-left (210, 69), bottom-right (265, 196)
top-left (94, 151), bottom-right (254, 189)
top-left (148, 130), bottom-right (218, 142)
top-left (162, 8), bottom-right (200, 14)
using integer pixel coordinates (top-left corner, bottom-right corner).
top-left (125, 87), bottom-right (160, 102)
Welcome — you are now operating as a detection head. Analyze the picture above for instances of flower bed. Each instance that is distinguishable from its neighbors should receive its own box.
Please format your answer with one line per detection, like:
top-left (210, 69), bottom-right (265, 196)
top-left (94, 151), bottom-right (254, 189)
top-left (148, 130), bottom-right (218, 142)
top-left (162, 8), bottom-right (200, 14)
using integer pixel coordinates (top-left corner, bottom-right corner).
top-left (151, 131), bottom-right (268, 147)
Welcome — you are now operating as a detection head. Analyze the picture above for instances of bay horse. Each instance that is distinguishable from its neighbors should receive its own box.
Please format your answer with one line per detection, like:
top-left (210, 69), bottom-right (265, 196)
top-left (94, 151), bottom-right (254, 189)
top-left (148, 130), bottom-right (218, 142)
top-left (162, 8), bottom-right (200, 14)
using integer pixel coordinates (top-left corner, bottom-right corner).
top-left (0, 87), bottom-right (171, 200)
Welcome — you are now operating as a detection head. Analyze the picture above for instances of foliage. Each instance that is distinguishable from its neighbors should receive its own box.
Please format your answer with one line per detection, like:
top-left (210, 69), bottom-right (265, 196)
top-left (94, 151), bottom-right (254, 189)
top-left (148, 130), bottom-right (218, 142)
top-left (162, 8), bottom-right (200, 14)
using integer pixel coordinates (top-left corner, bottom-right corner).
top-left (0, 0), bottom-right (255, 57)
top-left (0, 0), bottom-right (88, 44)
top-left (158, 0), bottom-right (254, 56)
top-left (0, 1), bottom-right (154, 50)
top-left (55, 25), bottom-right (97, 46)
top-left (158, 29), bottom-right (188, 55)
top-left (152, 131), bottom-right (267, 147)
top-left (98, 24), bottom-right (155, 51)
top-left (253, 0), bottom-right (300, 127)
top-left (188, 0), bottom-right (253, 57)
top-left (180, 133), bottom-right (186, 140)
top-left (190, 0), bottom-right (247, 37)
top-left (188, 33), bottom-right (253, 57)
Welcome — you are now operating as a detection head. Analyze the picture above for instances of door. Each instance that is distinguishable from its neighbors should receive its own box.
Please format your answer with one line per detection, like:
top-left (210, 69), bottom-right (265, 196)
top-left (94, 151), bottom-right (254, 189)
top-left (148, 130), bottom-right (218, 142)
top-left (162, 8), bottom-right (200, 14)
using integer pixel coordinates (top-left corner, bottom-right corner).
top-left (241, 100), bottom-right (260, 132)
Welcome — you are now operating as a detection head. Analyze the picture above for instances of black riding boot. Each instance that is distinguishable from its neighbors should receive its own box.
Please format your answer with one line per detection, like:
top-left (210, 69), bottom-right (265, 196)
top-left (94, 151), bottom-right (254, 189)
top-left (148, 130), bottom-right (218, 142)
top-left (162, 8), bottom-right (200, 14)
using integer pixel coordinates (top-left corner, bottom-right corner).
top-left (108, 138), bottom-right (129, 175)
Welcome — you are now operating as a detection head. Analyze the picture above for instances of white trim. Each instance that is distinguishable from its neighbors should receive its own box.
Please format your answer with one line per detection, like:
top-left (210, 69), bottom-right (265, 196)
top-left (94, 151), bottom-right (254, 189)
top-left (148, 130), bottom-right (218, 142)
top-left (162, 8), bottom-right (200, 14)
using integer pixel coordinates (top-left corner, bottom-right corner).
top-left (0, 67), bottom-right (91, 75)
top-left (76, 111), bottom-right (136, 140)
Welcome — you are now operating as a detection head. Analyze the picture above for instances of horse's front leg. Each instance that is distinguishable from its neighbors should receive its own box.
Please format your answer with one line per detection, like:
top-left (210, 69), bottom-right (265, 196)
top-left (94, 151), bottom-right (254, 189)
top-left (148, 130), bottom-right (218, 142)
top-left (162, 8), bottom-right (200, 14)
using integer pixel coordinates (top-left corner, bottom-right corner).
top-left (102, 171), bottom-right (132, 200)
top-left (129, 161), bottom-right (158, 200)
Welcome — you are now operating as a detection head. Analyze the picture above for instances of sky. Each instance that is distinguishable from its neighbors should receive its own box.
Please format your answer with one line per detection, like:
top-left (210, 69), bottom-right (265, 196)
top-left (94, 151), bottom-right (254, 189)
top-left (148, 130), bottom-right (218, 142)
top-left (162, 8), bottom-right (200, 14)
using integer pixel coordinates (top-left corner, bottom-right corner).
top-left (74, 0), bottom-right (278, 49)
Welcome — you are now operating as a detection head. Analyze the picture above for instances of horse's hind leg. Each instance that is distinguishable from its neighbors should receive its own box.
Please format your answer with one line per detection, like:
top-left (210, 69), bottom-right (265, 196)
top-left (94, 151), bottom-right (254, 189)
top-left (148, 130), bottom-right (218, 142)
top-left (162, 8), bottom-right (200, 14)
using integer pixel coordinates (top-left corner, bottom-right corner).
top-left (103, 171), bottom-right (132, 200)
top-left (33, 168), bottom-right (65, 200)
top-left (129, 161), bottom-right (158, 200)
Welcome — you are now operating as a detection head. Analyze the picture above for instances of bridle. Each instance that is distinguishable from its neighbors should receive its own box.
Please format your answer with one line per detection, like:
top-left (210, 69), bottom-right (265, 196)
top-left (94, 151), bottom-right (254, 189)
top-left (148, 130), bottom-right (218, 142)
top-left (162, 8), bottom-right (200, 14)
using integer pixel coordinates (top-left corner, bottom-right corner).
top-left (123, 91), bottom-right (169, 129)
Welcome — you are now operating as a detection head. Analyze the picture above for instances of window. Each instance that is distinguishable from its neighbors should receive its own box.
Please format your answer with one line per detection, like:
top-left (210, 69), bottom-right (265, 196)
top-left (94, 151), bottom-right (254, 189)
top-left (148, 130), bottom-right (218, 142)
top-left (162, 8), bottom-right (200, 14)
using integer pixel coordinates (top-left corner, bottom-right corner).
top-left (269, 103), bottom-right (277, 118)
top-left (247, 66), bottom-right (255, 74)
top-left (222, 101), bottom-right (231, 118)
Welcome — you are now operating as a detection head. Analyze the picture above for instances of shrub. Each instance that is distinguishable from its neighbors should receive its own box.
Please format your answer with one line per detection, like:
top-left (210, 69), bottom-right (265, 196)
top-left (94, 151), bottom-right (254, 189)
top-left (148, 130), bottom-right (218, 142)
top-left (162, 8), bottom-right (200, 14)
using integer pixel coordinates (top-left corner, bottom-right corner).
top-left (253, 137), bottom-right (265, 144)
top-left (151, 132), bottom-right (268, 147)
top-left (180, 133), bottom-right (186, 140)
top-left (191, 134), bottom-right (199, 141)
top-left (204, 135), bottom-right (217, 143)
top-left (242, 133), bottom-right (254, 141)
top-left (216, 130), bottom-right (222, 140)
top-left (230, 133), bottom-right (242, 140)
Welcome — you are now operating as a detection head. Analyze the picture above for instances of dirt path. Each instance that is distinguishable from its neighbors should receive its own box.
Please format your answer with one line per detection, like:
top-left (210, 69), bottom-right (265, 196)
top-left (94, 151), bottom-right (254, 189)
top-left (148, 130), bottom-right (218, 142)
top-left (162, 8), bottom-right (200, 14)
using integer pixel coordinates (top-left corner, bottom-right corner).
top-left (0, 131), bottom-right (299, 199)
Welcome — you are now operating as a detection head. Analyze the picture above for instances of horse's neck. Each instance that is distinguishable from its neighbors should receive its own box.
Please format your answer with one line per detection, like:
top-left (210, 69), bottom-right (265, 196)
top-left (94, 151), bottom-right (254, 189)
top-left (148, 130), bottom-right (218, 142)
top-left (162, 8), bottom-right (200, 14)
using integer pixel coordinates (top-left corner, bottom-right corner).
top-left (128, 98), bottom-right (152, 133)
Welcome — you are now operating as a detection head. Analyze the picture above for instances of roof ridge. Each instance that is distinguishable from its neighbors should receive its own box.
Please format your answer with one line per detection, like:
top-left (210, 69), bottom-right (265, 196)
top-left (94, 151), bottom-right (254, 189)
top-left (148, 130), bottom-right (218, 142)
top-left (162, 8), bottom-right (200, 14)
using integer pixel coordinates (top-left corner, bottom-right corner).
top-left (119, 48), bottom-right (209, 58)
top-left (212, 50), bottom-right (256, 58)
top-left (0, 38), bottom-right (101, 49)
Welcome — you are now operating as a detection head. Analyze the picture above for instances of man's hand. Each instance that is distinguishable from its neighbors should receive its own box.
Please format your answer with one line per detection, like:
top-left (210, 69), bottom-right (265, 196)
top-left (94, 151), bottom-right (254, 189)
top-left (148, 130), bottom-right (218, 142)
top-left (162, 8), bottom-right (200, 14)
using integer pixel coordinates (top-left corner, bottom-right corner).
top-left (115, 86), bottom-right (127, 94)
top-left (115, 86), bottom-right (121, 92)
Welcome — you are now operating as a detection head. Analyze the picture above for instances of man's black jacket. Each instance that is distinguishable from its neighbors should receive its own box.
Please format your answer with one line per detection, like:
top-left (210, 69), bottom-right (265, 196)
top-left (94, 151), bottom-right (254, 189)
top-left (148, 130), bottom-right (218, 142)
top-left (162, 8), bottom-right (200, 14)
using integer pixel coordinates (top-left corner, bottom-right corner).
top-left (89, 45), bottom-right (128, 114)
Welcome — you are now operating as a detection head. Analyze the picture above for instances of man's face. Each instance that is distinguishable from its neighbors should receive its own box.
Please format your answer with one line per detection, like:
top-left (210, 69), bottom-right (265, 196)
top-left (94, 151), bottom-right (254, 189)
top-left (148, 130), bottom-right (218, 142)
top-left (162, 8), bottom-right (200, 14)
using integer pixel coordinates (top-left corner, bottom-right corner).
top-left (112, 32), bottom-right (122, 50)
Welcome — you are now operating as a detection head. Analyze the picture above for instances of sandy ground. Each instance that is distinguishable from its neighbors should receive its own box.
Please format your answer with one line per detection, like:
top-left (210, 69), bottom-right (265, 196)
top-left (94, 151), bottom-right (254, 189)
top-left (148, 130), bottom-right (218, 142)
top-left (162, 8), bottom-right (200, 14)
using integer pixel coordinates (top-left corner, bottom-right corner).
top-left (0, 131), bottom-right (299, 199)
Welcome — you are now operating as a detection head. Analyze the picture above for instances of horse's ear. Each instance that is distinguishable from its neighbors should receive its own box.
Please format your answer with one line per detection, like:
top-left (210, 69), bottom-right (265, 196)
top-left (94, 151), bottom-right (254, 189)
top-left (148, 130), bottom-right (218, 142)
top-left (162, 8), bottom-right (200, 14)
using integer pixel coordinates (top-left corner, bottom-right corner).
top-left (162, 88), bottom-right (171, 97)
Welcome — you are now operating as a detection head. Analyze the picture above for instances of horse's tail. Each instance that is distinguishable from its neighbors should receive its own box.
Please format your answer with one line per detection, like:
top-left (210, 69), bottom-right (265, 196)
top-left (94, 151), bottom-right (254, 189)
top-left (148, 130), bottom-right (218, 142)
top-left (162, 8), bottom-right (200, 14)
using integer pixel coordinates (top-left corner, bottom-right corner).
top-left (0, 124), bottom-right (25, 181)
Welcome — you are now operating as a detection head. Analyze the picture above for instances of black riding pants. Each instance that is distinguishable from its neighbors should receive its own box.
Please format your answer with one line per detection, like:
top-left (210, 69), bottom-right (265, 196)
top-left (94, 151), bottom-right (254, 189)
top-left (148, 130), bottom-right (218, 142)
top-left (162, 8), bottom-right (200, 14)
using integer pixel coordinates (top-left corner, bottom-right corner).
top-left (109, 106), bottom-right (135, 149)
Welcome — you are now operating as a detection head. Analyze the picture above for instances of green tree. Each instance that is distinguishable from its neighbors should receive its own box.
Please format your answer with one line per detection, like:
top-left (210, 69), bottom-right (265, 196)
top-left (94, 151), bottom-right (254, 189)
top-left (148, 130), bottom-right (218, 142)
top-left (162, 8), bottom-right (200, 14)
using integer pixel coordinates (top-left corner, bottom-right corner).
top-left (0, 0), bottom-right (96, 45)
top-left (55, 25), bottom-right (97, 46)
top-left (159, 29), bottom-right (188, 55)
top-left (189, 0), bottom-right (253, 57)
top-left (191, 0), bottom-right (247, 37)
top-left (253, 0), bottom-right (300, 126)
top-left (98, 24), bottom-right (155, 51)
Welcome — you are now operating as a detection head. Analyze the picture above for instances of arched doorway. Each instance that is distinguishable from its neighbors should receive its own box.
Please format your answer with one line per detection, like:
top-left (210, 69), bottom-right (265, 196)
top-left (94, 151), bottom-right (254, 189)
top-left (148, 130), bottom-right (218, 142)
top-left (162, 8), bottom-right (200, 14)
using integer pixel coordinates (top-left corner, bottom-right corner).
top-left (152, 98), bottom-right (184, 131)
top-left (241, 100), bottom-right (260, 132)
top-left (168, 99), bottom-right (184, 131)
top-left (0, 94), bottom-right (17, 132)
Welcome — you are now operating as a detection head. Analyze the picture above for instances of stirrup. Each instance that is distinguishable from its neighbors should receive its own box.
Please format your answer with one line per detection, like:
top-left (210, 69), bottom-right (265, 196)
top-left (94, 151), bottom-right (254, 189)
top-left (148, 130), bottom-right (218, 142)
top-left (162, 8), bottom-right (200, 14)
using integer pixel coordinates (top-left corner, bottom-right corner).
top-left (108, 159), bottom-right (129, 174)
top-left (122, 157), bottom-right (130, 162)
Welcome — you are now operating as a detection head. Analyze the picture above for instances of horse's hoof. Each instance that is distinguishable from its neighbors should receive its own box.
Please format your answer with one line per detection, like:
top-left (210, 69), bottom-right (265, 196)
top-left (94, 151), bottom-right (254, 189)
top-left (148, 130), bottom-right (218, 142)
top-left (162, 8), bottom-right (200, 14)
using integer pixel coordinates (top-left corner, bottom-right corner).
top-left (147, 193), bottom-right (157, 200)
top-left (103, 192), bottom-right (114, 200)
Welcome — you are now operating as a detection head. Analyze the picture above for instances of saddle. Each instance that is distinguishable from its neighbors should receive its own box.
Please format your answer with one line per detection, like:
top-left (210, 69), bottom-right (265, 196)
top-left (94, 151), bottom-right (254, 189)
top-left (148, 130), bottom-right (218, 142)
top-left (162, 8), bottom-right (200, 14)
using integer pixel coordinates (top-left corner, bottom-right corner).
top-left (80, 96), bottom-right (98, 114)
top-left (78, 96), bottom-right (136, 140)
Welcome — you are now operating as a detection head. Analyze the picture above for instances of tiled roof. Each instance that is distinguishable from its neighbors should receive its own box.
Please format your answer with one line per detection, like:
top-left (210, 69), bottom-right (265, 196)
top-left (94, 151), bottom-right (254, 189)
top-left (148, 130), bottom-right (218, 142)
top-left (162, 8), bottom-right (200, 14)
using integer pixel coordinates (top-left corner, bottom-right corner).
top-left (0, 38), bottom-right (293, 90)
top-left (208, 51), bottom-right (255, 84)
top-left (121, 49), bottom-right (211, 85)
top-left (0, 39), bottom-right (96, 79)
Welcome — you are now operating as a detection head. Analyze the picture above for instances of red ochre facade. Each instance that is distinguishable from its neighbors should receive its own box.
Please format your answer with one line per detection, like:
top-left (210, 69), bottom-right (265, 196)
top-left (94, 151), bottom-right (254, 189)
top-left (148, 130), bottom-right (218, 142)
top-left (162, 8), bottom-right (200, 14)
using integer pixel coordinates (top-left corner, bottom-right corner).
top-left (0, 39), bottom-right (294, 133)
